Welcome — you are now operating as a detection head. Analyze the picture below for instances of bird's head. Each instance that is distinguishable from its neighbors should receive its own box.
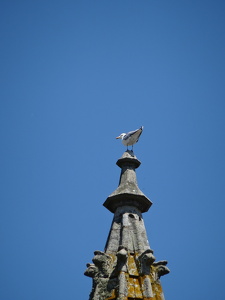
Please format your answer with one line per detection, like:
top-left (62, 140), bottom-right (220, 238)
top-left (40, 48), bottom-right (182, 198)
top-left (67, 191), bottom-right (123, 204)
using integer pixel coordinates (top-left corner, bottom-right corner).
top-left (116, 133), bottom-right (126, 140)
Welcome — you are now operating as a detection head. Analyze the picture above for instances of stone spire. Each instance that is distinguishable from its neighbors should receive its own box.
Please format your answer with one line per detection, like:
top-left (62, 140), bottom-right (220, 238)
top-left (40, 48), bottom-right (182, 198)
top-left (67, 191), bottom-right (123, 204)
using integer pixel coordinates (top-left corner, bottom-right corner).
top-left (85, 150), bottom-right (169, 300)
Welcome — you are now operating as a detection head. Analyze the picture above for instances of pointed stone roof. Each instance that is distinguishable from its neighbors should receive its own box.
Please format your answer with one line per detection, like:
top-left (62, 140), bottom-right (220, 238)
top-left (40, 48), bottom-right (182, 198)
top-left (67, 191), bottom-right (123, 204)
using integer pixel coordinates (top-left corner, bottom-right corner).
top-left (103, 150), bottom-right (152, 213)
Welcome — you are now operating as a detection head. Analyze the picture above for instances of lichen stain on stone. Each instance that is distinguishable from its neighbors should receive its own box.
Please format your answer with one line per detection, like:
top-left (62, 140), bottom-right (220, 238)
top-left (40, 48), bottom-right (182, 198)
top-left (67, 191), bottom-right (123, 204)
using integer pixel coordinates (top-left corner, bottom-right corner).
top-left (128, 255), bottom-right (139, 276)
top-left (128, 277), bottom-right (142, 298)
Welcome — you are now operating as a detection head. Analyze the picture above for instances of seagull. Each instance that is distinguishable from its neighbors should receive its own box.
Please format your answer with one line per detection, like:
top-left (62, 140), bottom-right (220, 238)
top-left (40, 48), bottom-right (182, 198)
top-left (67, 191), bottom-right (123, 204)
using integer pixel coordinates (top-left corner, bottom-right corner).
top-left (116, 126), bottom-right (144, 150)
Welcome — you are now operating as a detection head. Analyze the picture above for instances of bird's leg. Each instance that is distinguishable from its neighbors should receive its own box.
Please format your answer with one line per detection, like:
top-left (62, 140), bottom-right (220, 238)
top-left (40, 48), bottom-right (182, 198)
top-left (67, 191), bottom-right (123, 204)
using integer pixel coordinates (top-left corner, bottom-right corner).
top-left (132, 145), bottom-right (133, 152)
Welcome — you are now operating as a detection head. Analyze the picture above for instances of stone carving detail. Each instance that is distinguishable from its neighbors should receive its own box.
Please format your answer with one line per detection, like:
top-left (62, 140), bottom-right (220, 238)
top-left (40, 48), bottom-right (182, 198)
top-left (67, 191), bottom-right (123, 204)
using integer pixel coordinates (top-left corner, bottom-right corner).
top-left (152, 260), bottom-right (170, 282)
top-left (135, 249), bottom-right (155, 298)
top-left (116, 246), bottom-right (128, 272)
top-left (138, 249), bottom-right (156, 275)
top-left (148, 261), bottom-right (170, 300)
top-left (84, 251), bottom-right (116, 300)
top-left (92, 251), bottom-right (112, 278)
top-left (84, 251), bottom-right (170, 300)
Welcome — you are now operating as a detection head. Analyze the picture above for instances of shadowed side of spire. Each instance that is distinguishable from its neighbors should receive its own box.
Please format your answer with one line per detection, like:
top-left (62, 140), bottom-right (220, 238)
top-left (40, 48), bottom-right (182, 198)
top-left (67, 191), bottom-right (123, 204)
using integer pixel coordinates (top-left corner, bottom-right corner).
top-left (103, 150), bottom-right (152, 213)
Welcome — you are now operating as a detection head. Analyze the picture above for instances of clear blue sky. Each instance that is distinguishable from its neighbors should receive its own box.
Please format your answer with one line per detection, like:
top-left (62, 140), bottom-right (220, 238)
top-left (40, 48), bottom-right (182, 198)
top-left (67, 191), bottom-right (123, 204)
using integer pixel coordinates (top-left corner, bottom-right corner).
top-left (1, 1), bottom-right (225, 299)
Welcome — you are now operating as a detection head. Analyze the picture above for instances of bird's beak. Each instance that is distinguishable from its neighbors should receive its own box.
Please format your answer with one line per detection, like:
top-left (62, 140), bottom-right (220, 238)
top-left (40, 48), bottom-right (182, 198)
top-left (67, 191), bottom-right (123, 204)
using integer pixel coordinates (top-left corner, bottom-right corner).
top-left (116, 136), bottom-right (120, 139)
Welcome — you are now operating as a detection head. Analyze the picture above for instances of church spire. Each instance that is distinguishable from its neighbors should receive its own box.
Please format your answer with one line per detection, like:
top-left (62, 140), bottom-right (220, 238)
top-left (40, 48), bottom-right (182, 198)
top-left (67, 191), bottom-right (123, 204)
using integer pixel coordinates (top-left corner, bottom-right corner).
top-left (85, 151), bottom-right (169, 300)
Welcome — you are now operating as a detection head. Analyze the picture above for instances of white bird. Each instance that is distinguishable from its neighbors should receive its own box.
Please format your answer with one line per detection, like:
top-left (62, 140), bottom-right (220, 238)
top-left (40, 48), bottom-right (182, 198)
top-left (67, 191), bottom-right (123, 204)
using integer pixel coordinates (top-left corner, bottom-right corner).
top-left (116, 126), bottom-right (144, 150)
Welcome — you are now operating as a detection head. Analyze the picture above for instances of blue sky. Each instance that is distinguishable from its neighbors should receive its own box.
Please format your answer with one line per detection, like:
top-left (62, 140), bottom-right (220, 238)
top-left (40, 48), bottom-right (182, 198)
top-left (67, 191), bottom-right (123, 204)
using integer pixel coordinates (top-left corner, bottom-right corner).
top-left (1, 1), bottom-right (225, 299)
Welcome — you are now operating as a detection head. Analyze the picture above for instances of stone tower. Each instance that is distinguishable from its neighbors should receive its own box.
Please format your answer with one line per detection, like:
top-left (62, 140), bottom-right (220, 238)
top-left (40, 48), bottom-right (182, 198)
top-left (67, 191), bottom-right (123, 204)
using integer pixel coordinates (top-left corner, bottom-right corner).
top-left (85, 150), bottom-right (169, 300)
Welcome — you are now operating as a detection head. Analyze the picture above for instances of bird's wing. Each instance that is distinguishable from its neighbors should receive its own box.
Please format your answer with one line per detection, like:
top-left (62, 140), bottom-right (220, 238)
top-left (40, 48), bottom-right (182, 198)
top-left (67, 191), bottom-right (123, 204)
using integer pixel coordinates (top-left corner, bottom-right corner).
top-left (135, 128), bottom-right (143, 143)
top-left (123, 129), bottom-right (137, 140)
top-left (135, 130), bottom-right (143, 143)
top-left (123, 127), bottom-right (143, 141)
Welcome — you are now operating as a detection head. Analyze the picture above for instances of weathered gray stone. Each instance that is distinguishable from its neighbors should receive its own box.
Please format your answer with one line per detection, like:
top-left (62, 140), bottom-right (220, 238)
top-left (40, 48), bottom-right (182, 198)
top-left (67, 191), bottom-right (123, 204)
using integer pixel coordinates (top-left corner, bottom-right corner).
top-left (152, 260), bottom-right (170, 281)
top-left (85, 151), bottom-right (169, 300)
top-left (138, 249), bottom-right (156, 275)
top-left (105, 206), bottom-right (151, 254)
top-left (118, 272), bottom-right (128, 299)
top-left (142, 276), bottom-right (154, 298)
top-left (103, 151), bottom-right (152, 213)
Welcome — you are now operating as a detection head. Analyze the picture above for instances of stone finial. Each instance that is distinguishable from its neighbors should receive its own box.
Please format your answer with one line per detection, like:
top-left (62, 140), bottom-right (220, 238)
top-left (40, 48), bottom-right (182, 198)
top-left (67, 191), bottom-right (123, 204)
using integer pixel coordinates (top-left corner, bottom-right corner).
top-left (103, 151), bottom-right (152, 213)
